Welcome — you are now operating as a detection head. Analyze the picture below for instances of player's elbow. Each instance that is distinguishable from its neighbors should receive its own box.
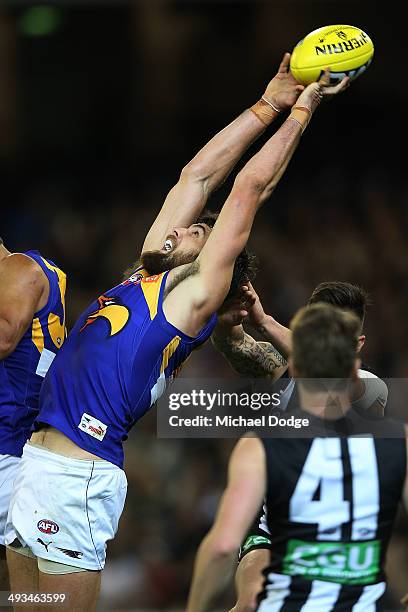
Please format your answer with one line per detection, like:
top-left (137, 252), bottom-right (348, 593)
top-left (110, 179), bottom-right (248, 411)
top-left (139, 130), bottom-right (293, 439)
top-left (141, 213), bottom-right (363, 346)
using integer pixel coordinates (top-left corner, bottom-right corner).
top-left (181, 158), bottom-right (211, 184)
top-left (205, 529), bottom-right (241, 558)
top-left (0, 333), bottom-right (16, 359)
top-left (234, 170), bottom-right (267, 197)
top-left (0, 319), bottom-right (21, 359)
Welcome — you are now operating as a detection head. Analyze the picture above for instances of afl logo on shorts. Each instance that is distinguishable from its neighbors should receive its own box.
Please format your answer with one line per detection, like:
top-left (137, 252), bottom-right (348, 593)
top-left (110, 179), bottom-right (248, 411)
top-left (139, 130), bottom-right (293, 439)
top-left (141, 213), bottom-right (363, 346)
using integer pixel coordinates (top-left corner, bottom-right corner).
top-left (37, 519), bottom-right (59, 535)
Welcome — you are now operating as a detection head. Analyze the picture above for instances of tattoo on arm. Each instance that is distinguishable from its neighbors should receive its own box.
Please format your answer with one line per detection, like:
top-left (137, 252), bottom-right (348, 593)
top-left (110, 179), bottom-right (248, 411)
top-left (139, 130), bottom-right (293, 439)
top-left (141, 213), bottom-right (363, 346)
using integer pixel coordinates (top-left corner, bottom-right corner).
top-left (212, 332), bottom-right (287, 377)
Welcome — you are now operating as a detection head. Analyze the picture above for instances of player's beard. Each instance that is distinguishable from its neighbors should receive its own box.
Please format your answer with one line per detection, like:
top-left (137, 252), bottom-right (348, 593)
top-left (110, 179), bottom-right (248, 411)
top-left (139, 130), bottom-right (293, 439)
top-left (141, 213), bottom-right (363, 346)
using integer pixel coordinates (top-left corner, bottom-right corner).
top-left (140, 249), bottom-right (197, 275)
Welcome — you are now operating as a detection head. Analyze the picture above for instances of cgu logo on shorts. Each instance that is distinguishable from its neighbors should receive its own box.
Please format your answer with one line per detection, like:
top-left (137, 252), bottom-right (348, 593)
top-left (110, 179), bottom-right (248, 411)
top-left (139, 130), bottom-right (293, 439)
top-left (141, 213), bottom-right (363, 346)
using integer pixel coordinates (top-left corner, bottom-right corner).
top-left (78, 413), bottom-right (108, 441)
top-left (37, 519), bottom-right (59, 535)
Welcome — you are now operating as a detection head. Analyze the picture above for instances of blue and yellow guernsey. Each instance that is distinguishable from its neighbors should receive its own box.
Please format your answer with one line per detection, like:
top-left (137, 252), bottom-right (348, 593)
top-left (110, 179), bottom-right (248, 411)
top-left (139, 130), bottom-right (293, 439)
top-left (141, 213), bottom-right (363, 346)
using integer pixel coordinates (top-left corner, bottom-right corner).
top-left (0, 251), bottom-right (66, 457)
top-left (37, 269), bottom-right (217, 469)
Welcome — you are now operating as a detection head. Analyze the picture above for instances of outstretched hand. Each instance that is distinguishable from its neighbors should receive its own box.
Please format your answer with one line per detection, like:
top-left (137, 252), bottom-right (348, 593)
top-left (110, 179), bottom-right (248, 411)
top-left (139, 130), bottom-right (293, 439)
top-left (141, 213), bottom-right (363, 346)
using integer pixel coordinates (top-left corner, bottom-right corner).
top-left (294, 68), bottom-right (350, 113)
top-left (217, 283), bottom-right (269, 332)
top-left (217, 285), bottom-right (256, 329)
top-left (319, 68), bottom-right (350, 97)
top-left (244, 282), bottom-right (269, 330)
top-left (263, 52), bottom-right (305, 112)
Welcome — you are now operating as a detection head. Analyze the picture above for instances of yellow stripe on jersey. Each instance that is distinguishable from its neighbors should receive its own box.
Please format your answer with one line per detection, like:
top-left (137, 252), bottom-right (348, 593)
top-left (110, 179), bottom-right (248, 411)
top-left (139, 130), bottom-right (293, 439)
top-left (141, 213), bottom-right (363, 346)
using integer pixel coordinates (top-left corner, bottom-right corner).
top-left (41, 258), bottom-right (67, 348)
top-left (47, 312), bottom-right (65, 348)
top-left (141, 273), bottom-right (165, 320)
top-left (32, 317), bottom-right (45, 354)
top-left (161, 336), bottom-right (181, 374)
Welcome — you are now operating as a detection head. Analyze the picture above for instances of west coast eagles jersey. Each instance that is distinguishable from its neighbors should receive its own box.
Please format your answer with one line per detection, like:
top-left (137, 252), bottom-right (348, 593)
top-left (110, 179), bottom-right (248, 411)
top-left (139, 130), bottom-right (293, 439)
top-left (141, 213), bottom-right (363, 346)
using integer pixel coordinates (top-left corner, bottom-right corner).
top-left (0, 251), bottom-right (66, 456)
top-left (37, 268), bottom-right (217, 469)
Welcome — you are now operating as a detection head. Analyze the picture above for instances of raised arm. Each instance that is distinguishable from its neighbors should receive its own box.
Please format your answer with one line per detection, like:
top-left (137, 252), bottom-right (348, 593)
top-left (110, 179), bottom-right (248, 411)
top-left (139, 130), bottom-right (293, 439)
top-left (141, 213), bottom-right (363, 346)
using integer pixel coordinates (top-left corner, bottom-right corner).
top-left (164, 73), bottom-right (349, 337)
top-left (142, 53), bottom-right (304, 253)
top-left (0, 254), bottom-right (49, 359)
top-left (212, 285), bottom-right (288, 380)
top-left (186, 436), bottom-right (266, 612)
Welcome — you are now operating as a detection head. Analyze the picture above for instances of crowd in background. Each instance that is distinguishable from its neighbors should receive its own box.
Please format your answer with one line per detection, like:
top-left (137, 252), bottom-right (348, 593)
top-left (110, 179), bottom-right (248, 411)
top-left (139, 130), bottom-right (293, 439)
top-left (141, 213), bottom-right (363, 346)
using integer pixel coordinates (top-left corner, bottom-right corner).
top-left (4, 163), bottom-right (408, 609)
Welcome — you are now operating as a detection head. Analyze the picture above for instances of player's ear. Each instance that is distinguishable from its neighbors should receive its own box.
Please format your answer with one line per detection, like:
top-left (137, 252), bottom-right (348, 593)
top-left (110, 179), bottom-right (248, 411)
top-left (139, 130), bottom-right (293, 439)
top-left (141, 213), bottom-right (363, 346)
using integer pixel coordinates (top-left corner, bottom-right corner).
top-left (357, 334), bottom-right (365, 353)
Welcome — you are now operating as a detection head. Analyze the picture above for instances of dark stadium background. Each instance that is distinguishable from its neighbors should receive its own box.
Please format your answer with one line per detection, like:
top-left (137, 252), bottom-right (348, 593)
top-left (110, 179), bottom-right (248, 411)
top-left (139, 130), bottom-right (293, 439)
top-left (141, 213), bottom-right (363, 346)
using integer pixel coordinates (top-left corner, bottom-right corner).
top-left (1, 2), bottom-right (407, 610)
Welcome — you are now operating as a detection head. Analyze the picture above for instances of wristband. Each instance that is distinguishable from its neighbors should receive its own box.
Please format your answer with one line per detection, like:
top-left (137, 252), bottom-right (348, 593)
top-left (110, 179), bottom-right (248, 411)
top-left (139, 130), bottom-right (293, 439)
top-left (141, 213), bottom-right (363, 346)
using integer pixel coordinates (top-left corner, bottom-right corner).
top-left (250, 97), bottom-right (280, 126)
top-left (261, 96), bottom-right (281, 113)
top-left (288, 105), bottom-right (312, 133)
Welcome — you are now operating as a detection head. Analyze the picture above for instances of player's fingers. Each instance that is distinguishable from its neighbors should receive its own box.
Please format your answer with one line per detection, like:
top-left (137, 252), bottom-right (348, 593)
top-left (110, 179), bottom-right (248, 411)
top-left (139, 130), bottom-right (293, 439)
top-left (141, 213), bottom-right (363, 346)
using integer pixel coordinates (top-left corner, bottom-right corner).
top-left (242, 288), bottom-right (257, 303)
top-left (323, 75), bottom-right (350, 96)
top-left (295, 85), bottom-right (305, 93)
top-left (229, 310), bottom-right (247, 325)
top-left (226, 309), bottom-right (245, 324)
top-left (242, 299), bottom-right (256, 312)
top-left (318, 67), bottom-right (331, 86)
top-left (278, 52), bottom-right (291, 73)
top-left (337, 75), bottom-right (350, 91)
top-left (241, 291), bottom-right (255, 305)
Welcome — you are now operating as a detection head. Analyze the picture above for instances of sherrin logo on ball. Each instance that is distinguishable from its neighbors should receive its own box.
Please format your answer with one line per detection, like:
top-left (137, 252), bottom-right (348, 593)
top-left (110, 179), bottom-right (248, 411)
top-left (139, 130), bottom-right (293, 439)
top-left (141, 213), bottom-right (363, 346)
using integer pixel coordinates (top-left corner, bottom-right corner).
top-left (290, 25), bottom-right (374, 85)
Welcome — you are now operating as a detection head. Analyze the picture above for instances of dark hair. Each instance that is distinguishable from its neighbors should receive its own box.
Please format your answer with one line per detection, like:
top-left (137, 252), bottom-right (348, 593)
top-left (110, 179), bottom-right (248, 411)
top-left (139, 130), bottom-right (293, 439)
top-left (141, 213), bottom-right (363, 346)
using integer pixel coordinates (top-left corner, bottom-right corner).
top-left (291, 303), bottom-right (360, 379)
top-left (124, 210), bottom-right (258, 290)
top-left (0, 237), bottom-right (3, 246)
top-left (308, 281), bottom-right (370, 327)
top-left (197, 210), bottom-right (259, 298)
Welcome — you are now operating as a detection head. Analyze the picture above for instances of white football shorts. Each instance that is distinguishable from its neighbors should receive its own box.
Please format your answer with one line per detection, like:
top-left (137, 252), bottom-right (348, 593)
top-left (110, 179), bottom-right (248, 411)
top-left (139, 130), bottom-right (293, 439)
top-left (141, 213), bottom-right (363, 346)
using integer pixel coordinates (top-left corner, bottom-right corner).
top-left (0, 454), bottom-right (21, 546)
top-left (5, 443), bottom-right (127, 571)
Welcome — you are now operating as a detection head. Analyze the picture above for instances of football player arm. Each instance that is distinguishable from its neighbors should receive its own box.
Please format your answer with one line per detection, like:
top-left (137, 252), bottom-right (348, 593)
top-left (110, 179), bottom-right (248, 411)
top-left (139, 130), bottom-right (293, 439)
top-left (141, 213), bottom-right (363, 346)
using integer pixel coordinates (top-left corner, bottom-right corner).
top-left (212, 323), bottom-right (287, 380)
top-left (0, 255), bottom-right (48, 359)
top-left (253, 317), bottom-right (292, 359)
top-left (164, 76), bottom-right (348, 335)
top-left (211, 284), bottom-right (288, 378)
top-left (142, 53), bottom-right (304, 253)
top-left (186, 436), bottom-right (266, 612)
top-left (244, 282), bottom-right (292, 358)
top-left (141, 111), bottom-right (268, 254)
top-left (234, 549), bottom-right (271, 612)
top-left (164, 111), bottom-right (307, 336)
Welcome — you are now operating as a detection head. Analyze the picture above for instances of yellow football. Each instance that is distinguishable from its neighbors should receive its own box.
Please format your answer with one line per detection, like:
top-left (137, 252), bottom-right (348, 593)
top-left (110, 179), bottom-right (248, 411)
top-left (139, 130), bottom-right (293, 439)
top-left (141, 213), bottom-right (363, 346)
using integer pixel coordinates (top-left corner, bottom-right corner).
top-left (290, 25), bottom-right (374, 85)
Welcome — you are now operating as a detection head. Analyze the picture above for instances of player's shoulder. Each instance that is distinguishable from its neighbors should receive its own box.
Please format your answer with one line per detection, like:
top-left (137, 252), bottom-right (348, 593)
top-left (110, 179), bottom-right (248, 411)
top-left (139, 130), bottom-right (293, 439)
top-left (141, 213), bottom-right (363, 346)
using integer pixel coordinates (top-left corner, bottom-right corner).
top-left (358, 367), bottom-right (379, 379)
top-left (0, 252), bottom-right (44, 274)
top-left (0, 253), bottom-right (48, 288)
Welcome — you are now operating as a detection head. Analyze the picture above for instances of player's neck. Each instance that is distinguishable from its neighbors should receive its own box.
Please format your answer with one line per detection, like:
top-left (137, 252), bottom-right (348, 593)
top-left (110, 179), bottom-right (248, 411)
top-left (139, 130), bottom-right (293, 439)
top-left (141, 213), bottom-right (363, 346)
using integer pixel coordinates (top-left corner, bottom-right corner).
top-left (297, 385), bottom-right (351, 420)
top-left (0, 244), bottom-right (11, 261)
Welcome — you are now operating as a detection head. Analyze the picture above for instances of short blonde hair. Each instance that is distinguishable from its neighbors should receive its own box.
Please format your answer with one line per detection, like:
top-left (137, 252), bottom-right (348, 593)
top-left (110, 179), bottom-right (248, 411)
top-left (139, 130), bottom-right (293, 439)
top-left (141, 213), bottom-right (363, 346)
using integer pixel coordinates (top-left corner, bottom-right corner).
top-left (290, 303), bottom-right (360, 379)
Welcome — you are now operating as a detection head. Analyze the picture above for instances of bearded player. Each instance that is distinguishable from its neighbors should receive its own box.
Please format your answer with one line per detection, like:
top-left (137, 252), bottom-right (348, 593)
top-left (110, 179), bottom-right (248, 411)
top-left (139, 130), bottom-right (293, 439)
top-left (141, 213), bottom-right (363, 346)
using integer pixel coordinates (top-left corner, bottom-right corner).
top-left (188, 303), bottom-right (406, 611)
top-left (5, 61), bottom-right (348, 610)
top-left (0, 238), bottom-right (66, 590)
top-left (213, 281), bottom-right (388, 611)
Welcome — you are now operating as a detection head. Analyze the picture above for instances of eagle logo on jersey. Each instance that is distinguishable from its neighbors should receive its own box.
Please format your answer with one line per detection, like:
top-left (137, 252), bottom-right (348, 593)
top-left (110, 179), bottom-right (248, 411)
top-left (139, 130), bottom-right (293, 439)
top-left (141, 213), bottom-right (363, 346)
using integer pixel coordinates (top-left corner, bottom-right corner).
top-left (80, 295), bottom-right (130, 337)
